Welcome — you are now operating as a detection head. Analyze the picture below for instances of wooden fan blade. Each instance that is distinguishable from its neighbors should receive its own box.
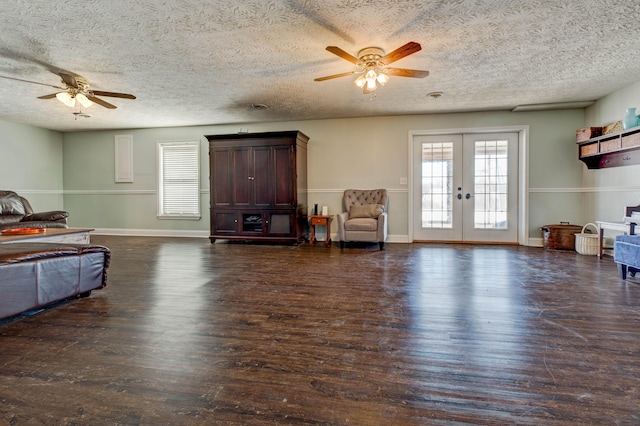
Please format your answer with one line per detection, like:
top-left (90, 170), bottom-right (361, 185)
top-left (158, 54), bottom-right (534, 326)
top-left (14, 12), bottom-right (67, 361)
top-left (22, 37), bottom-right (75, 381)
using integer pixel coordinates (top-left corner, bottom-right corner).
top-left (37, 93), bottom-right (59, 99)
top-left (87, 95), bottom-right (117, 109)
top-left (59, 73), bottom-right (79, 88)
top-left (0, 75), bottom-right (65, 90)
top-left (326, 46), bottom-right (362, 65)
top-left (379, 41), bottom-right (422, 65)
top-left (314, 71), bottom-right (357, 82)
top-left (384, 67), bottom-right (429, 78)
top-left (92, 90), bottom-right (136, 99)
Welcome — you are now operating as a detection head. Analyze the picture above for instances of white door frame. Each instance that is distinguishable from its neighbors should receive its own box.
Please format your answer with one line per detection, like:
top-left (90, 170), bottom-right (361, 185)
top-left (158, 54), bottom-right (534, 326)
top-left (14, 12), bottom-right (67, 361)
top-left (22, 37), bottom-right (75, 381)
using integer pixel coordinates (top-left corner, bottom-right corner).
top-left (408, 125), bottom-right (530, 246)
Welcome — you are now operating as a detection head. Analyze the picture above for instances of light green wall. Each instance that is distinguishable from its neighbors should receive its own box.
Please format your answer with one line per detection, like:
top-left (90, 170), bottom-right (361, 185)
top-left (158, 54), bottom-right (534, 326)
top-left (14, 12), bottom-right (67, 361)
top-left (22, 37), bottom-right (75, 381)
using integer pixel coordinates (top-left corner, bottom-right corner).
top-left (0, 119), bottom-right (64, 210)
top-left (7, 79), bottom-right (640, 242)
top-left (584, 81), bottom-right (640, 222)
top-left (62, 109), bottom-right (585, 241)
top-left (585, 81), bottom-right (640, 127)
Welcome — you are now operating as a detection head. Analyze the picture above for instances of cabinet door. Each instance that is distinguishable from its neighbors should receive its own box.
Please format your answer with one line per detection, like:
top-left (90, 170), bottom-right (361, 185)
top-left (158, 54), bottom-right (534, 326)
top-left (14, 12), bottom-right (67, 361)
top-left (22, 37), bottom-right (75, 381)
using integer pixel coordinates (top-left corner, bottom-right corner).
top-left (272, 145), bottom-right (295, 207)
top-left (211, 149), bottom-right (232, 207)
top-left (213, 211), bottom-right (239, 234)
top-left (252, 146), bottom-right (271, 206)
top-left (241, 212), bottom-right (264, 235)
top-left (266, 211), bottom-right (294, 237)
top-left (232, 148), bottom-right (251, 206)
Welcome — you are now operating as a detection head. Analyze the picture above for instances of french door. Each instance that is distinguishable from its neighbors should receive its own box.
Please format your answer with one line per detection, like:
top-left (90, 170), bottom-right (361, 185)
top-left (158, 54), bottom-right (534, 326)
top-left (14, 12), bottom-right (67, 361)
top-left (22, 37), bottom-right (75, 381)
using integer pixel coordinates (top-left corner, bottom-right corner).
top-left (411, 132), bottom-right (518, 243)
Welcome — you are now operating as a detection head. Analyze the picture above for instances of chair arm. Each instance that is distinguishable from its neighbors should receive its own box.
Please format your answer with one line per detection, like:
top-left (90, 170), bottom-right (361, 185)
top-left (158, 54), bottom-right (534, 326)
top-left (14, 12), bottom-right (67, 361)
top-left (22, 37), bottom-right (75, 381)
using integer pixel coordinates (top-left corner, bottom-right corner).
top-left (23, 210), bottom-right (69, 222)
top-left (377, 212), bottom-right (388, 242)
top-left (336, 212), bottom-right (349, 241)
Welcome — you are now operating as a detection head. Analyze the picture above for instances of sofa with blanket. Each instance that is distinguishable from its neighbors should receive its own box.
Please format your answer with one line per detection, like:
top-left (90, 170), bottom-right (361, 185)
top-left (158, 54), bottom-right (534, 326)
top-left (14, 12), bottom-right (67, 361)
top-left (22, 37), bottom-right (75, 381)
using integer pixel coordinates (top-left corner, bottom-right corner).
top-left (0, 190), bottom-right (69, 231)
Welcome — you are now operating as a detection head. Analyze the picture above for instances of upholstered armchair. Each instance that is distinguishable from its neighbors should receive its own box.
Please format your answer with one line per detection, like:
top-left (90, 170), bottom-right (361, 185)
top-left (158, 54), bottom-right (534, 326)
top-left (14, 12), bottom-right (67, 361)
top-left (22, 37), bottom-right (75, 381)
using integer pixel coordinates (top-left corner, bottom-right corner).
top-left (337, 189), bottom-right (388, 250)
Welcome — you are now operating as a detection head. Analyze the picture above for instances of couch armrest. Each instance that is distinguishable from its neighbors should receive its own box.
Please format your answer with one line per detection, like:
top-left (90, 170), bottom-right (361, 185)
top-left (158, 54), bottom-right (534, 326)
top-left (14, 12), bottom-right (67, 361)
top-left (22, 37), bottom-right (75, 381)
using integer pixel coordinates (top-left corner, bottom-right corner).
top-left (23, 210), bottom-right (69, 222)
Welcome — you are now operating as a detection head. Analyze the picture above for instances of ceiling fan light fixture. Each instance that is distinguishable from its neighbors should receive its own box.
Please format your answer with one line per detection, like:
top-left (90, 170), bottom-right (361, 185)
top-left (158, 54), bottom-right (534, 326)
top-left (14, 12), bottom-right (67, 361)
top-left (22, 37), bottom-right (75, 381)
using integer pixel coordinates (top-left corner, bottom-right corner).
top-left (365, 67), bottom-right (378, 91)
top-left (76, 93), bottom-right (93, 108)
top-left (354, 74), bottom-right (367, 88)
top-left (366, 77), bottom-right (377, 92)
top-left (56, 91), bottom-right (75, 107)
top-left (376, 71), bottom-right (389, 86)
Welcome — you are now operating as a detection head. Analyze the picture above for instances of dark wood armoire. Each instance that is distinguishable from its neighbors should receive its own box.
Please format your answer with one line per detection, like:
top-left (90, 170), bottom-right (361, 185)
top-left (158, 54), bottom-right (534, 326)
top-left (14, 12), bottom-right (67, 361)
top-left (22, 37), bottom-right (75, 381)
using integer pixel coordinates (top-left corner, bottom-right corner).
top-left (205, 131), bottom-right (308, 244)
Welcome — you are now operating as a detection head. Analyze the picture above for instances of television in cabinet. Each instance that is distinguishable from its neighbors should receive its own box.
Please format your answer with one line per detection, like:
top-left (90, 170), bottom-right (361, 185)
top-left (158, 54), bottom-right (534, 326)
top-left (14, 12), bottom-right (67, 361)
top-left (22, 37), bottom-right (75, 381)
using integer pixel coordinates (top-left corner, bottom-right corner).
top-left (206, 131), bottom-right (309, 244)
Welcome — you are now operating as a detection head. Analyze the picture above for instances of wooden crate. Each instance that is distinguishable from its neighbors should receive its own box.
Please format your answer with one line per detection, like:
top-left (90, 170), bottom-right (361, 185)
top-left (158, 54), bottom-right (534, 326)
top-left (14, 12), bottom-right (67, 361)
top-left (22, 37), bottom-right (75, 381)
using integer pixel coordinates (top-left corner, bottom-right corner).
top-left (576, 127), bottom-right (602, 142)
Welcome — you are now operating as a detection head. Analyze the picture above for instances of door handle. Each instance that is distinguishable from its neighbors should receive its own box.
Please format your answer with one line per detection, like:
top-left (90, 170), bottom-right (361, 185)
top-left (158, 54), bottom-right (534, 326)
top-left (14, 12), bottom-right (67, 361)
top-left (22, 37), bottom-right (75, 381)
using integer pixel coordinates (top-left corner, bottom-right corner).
top-left (465, 193), bottom-right (472, 199)
top-left (457, 194), bottom-right (462, 200)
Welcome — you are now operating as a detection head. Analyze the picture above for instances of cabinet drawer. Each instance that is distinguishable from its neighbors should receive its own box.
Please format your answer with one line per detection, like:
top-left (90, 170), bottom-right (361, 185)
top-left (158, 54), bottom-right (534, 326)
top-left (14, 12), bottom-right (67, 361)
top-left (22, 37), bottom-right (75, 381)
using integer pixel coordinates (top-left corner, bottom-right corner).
top-left (311, 217), bottom-right (329, 225)
top-left (599, 150), bottom-right (640, 168)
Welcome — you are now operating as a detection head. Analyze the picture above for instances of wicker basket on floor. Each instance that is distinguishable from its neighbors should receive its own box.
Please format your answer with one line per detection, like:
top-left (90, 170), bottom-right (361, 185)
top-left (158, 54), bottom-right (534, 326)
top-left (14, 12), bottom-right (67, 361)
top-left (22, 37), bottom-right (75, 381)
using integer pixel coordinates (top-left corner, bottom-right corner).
top-left (575, 223), bottom-right (598, 255)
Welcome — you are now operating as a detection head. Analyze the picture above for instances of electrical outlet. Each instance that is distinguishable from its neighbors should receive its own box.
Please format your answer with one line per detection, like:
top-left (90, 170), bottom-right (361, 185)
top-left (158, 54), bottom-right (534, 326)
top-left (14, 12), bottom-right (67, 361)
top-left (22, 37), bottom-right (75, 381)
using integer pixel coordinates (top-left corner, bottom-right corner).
top-left (400, 177), bottom-right (408, 185)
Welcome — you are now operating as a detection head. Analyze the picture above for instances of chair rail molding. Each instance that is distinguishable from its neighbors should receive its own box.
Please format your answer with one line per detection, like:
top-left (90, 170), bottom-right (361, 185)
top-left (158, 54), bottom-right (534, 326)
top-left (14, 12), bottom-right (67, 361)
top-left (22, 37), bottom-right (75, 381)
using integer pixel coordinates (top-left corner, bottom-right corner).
top-left (529, 186), bottom-right (640, 193)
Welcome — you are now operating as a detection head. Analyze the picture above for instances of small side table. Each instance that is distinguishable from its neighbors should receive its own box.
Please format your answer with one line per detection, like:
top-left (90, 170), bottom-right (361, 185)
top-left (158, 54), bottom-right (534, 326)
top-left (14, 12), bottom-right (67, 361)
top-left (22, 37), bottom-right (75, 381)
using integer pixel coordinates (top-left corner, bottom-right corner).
top-left (309, 215), bottom-right (333, 247)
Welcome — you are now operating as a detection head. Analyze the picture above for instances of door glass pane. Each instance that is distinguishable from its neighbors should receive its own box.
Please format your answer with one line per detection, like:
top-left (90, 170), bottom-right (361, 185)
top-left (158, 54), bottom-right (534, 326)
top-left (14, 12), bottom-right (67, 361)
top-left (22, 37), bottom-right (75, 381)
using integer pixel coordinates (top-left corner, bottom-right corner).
top-left (421, 142), bottom-right (453, 228)
top-left (474, 140), bottom-right (508, 229)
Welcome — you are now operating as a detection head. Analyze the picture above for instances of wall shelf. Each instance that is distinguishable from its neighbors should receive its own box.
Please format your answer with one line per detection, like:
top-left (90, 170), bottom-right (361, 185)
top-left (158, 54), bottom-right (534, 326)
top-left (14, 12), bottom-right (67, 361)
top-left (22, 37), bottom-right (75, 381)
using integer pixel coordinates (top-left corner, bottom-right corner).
top-left (578, 125), bottom-right (640, 169)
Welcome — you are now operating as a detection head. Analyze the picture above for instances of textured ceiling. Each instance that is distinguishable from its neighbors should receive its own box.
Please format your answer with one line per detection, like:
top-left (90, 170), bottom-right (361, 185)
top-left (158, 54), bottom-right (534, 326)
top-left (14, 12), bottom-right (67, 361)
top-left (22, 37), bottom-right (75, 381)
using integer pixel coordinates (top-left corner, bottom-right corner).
top-left (0, 0), bottom-right (639, 132)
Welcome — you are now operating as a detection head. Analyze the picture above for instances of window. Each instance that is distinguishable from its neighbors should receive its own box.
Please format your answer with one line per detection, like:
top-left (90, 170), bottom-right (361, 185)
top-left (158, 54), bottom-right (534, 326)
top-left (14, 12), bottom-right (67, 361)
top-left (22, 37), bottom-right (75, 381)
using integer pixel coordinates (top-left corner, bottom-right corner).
top-left (157, 141), bottom-right (200, 219)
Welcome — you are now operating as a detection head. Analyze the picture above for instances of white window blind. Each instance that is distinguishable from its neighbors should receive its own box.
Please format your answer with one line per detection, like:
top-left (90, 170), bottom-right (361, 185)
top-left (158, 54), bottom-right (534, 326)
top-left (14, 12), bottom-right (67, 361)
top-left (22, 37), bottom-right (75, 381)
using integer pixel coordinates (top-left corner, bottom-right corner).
top-left (158, 141), bottom-right (200, 219)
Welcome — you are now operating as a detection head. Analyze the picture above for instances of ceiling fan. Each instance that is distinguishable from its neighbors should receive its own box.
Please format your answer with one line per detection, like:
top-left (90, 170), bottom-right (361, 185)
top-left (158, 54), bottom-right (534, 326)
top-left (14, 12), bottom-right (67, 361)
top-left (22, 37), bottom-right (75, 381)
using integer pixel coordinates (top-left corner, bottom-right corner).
top-left (0, 72), bottom-right (136, 109)
top-left (314, 41), bottom-right (429, 94)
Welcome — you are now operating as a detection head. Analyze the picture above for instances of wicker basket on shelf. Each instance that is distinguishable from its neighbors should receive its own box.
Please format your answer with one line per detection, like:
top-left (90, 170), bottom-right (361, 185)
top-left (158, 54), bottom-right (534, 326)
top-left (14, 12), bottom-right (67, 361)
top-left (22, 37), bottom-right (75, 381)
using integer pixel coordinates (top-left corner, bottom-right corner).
top-left (575, 223), bottom-right (598, 255)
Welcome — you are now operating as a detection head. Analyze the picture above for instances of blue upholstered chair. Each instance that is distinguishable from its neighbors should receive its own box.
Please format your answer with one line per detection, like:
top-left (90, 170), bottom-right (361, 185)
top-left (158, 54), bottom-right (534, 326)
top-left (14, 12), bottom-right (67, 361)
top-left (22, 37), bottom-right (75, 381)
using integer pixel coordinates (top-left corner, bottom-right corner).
top-left (613, 235), bottom-right (640, 280)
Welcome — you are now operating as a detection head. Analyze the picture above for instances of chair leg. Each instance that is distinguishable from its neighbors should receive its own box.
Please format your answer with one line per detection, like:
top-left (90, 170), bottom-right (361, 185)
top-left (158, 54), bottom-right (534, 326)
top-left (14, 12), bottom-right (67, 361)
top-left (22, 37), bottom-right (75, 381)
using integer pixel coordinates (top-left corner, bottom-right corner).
top-left (618, 263), bottom-right (628, 280)
top-left (379, 242), bottom-right (384, 250)
top-left (339, 241), bottom-right (345, 249)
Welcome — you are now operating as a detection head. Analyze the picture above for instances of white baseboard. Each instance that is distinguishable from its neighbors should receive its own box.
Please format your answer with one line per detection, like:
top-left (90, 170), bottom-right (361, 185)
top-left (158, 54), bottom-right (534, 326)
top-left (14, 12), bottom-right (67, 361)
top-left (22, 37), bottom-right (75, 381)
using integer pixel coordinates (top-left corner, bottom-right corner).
top-left (91, 228), bottom-right (209, 238)
top-left (91, 229), bottom-right (539, 246)
top-left (387, 234), bottom-right (410, 243)
top-left (528, 237), bottom-right (544, 247)
top-left (92, 229), bottom-right (411, 243)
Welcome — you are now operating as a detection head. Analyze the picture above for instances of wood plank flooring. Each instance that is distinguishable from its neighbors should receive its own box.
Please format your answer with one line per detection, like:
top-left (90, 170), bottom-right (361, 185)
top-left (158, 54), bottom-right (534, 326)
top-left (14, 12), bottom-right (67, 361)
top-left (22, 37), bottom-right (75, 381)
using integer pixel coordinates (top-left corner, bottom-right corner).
top-left (1, 236), bottom-right (639, 425)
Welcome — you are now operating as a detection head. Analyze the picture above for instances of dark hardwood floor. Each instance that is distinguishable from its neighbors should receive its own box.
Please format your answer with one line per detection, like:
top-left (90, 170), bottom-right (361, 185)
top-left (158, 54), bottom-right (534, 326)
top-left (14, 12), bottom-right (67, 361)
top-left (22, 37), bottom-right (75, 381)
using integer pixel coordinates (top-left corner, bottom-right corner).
top-left (1, 236), bottom-right (639, 425)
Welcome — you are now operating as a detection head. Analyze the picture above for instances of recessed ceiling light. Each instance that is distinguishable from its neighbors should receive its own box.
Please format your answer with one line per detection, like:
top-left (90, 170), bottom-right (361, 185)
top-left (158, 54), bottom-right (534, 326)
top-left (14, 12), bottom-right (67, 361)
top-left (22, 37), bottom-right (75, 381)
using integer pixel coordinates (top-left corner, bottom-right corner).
top-left (427, 91), bottom-right (443, 99)
top-left (250, 103), bottom-right (269, 110)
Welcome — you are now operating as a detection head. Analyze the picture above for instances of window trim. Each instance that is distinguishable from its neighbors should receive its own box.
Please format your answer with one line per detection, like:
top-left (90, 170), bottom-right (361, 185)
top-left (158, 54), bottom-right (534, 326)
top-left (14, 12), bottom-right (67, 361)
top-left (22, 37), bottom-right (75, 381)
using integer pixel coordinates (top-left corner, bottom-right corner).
top-left (157, 140), bottom-right (201, 220)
